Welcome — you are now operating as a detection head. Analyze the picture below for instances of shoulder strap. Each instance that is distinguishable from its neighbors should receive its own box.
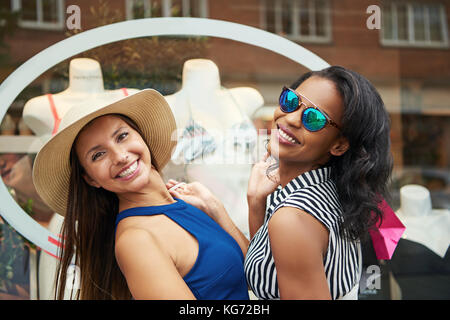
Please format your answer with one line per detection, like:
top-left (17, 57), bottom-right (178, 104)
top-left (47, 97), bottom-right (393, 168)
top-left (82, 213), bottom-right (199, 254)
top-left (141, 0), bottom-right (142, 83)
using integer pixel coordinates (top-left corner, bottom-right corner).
top-left (46, 94), bottom-right (61, 136)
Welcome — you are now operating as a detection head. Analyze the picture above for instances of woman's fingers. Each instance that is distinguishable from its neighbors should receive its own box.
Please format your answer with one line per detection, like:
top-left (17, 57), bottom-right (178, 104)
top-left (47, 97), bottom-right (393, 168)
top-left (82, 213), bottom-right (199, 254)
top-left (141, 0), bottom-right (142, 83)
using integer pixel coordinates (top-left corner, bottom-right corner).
top-left (168, 182), bottom-right (187, 192)
top-left (169, 188), bottom-right (182, 199)
top-left (166, 179), bottom-right (182, 190)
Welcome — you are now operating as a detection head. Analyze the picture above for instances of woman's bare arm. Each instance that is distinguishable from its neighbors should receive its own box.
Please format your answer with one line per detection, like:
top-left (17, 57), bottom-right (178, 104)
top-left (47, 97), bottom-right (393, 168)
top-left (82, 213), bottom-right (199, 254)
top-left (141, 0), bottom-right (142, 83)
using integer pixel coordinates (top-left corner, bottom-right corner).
top-left (268, 207), bottom-right (331, 299)
top-left (115, 228), bottom-right (196, 300)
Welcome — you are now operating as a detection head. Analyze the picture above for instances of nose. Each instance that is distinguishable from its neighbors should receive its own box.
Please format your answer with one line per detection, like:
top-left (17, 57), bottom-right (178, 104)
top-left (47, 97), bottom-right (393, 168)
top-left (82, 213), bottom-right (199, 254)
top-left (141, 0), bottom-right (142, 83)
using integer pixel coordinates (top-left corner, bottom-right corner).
top-left (284, 104), bottom-right (305, 128)
top-left (111, 146), bottom-right (129, 165)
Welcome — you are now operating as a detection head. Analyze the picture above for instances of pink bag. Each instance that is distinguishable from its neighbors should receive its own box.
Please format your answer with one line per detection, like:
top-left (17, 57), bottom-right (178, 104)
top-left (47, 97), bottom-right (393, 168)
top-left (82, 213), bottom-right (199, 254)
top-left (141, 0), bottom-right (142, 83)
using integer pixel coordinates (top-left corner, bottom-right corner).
top-left (369, 198), bottom-right (406, 260)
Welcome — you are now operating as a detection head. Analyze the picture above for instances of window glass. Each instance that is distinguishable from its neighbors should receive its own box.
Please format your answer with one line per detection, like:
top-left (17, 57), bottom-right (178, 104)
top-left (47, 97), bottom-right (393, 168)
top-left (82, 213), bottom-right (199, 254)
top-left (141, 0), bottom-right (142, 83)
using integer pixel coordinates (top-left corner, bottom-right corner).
top-left (21, 0), bottom-right (38, 21)
top-left (413, 4), bottom-right (425, 41)
top-left (281, 0), bottom-right (293, 35)
top-left (429, 5), bottom-right (443, 42)
top-left (42, 0), bottom-right (59, 23)
top-left (0, 0), bottom-right (12, 11)
top-left (265, 0), bottom-right (276, 33)
top-left (397, 4), bottom-right (409, 41)
top-left (382, 2), bottom-right (447, 47)
top-left (299, 0), bottom-right (310, 36)
top-left (315, 0), bottom-right (327, 37)
top-left (382, 3), bottom-right (393, 40)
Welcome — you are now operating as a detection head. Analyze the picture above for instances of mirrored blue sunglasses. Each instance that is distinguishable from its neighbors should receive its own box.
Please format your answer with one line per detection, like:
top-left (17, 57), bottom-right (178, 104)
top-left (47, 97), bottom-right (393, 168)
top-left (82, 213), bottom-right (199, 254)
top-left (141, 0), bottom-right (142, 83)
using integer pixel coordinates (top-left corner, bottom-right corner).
top-left (279, 86), bottom-right (341, 132)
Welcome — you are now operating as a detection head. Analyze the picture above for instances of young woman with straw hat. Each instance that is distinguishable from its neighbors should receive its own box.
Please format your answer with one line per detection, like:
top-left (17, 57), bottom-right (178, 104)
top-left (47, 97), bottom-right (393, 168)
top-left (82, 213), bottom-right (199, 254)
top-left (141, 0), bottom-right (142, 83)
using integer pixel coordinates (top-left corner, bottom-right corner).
top-left (32, 89), bottom-right (249, 300)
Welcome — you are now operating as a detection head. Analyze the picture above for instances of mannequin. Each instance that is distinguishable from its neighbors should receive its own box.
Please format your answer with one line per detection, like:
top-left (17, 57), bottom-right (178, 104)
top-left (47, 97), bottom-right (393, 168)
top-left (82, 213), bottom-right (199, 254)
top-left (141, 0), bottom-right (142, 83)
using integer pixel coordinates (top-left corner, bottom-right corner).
top-left (162, 59), bottom-right (264, 238)
top-left (23, 58), bottom-right (139, 142)
top-left (22, 57), bottom-right (139, 299)
top-left (396, 184), bottom-right (449, 258)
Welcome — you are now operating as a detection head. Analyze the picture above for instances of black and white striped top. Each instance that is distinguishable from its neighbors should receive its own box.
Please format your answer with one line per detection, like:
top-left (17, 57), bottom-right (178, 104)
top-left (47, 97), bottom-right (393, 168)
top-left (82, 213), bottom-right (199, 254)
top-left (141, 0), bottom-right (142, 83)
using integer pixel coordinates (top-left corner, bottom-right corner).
top-left (244, 167), bottom-right (362, 300)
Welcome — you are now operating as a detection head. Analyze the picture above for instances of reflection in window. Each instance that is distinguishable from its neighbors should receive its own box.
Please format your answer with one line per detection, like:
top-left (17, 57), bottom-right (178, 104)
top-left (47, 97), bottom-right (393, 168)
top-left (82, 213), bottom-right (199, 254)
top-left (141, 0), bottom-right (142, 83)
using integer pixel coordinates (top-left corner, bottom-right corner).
top-left (382, 2), bottom-right (448, 47)
top-left (7, 0), bottom-right (65, 30)
top-left (21, 0), bottom-right (38, 22)
top-left (261, 0), bottom-right (331, 43)
top-left (126, 0), bottom-right (208, 19)
top-left (281, 0), bottom-right (293, 36)
top-left (396, 3), bottom-right (408, 41)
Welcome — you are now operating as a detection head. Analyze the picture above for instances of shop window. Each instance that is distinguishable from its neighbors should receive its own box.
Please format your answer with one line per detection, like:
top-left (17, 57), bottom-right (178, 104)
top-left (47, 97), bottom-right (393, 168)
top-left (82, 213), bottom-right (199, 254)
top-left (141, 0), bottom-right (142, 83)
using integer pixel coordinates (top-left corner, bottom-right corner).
top-left (260, 0), bottom-right (332, 43)
top-left (125, 0), bottom-right (208, 20)
top-left (6, 0), bottom-right (65, 31)
top-left (381, 2), bottom-right (449, 48)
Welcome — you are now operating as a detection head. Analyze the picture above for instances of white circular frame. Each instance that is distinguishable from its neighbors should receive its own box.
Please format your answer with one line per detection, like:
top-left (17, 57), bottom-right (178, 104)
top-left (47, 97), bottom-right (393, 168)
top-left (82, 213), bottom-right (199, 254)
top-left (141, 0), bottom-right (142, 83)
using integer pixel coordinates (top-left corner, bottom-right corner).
top-left (0, 17), bottom-right (329, 256)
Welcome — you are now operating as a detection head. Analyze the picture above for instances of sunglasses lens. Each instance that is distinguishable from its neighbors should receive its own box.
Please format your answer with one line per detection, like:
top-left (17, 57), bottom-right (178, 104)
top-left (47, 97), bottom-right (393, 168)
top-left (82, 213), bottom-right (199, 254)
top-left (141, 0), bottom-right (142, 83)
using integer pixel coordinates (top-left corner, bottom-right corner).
top-left (302, 108), bottom-right (327, 131)
top-left (279, 89), bottom-right (299, 113)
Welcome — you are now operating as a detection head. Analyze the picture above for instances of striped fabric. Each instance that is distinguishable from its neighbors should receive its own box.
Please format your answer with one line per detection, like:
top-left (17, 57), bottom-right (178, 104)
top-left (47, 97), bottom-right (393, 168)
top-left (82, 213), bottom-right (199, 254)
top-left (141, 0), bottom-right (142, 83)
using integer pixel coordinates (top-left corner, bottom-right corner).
top-left (244, 167), bottom-right (362, 300)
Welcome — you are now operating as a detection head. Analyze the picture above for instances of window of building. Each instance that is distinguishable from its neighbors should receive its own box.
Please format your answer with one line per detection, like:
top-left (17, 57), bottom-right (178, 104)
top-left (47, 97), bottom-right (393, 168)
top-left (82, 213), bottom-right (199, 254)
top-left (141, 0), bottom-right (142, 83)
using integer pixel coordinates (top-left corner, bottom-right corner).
top-left (260, 0), bottom-right (332, 43)
top-left (381, 2), bottom-right (449, 48)
top-left (125, 0), bottom-right (208, 20)
top-left (7, 0), bottom-right (65, 31)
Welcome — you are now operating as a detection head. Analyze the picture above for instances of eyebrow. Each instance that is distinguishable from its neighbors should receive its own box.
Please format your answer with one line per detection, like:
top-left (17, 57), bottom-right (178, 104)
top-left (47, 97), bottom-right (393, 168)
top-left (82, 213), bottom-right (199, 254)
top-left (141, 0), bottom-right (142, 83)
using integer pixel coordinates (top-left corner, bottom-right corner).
top-left (298, 92), bottom-right (333, 119)
top-left (85, 126), bottom-right (127, 159)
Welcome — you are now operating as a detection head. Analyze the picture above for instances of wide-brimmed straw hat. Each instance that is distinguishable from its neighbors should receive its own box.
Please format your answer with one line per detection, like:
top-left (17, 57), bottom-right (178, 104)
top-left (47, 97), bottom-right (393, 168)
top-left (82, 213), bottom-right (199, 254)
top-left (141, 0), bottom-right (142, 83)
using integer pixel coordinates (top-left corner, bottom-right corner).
top-left (32, 89), bottom-right (177, 216)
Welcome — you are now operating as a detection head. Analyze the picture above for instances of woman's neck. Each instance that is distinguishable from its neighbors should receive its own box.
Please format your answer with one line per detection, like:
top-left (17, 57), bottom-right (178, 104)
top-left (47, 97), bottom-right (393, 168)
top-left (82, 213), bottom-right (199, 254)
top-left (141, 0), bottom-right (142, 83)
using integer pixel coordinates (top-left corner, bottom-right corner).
top-left (278, 161), bottom-right (317, 187)
top-left (117, 169), bottom-right (176, 213)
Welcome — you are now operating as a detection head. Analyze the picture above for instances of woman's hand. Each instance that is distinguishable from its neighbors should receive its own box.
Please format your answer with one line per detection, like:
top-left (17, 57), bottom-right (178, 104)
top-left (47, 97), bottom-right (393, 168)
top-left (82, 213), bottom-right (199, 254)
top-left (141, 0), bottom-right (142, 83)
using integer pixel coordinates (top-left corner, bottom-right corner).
top-left (247, 153), bottom-right (280, 202)
top-left (166, 179), bottom-right (223, 221)
top-left (247, 153), bottom-right (280, 238)
top-left (166, 179), bottom-right (250, 255)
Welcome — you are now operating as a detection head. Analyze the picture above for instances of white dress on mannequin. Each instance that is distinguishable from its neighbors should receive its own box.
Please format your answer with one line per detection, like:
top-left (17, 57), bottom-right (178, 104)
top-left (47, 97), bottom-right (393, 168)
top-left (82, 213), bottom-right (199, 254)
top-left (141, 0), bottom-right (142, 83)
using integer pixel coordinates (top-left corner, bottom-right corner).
top-left (22, 57), bottom-right (139, 299)
top-left (162, 59), bottom-right (264, 238)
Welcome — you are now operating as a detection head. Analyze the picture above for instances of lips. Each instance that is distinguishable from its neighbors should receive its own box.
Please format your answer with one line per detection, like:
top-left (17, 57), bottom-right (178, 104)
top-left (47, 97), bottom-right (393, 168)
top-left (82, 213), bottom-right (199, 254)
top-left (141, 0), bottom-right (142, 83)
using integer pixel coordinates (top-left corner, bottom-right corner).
top-left (277, 124), bottom-right (300, 144)
top-left (115, 159), bottom-right (139, 179)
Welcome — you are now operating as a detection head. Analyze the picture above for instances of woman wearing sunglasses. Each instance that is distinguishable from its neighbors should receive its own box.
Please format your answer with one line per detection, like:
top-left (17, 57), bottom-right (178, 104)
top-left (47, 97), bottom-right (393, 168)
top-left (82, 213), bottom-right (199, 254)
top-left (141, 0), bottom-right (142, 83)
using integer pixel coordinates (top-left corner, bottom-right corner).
top-left (169, 65), bottom-right (392, 300)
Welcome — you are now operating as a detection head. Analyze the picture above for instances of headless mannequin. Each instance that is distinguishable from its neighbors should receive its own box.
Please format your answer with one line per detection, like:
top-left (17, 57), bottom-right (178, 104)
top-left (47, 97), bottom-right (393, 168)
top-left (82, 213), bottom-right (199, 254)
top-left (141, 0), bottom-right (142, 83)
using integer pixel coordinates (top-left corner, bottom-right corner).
top-left (22, 58), bottom-right (139, 299)
top-left (23, 58), bottom-right (139, 142)
top-left (396, 184), bottom-right (449, 258)
top-left (162, 59), bottom-right (264, 237)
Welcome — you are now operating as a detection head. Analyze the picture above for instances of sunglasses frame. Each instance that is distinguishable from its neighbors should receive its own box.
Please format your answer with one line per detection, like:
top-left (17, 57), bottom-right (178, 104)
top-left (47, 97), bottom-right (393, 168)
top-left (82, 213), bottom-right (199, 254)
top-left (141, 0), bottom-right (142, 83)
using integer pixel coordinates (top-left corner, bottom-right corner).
top-left (279, 86), bottom-right (341, 132)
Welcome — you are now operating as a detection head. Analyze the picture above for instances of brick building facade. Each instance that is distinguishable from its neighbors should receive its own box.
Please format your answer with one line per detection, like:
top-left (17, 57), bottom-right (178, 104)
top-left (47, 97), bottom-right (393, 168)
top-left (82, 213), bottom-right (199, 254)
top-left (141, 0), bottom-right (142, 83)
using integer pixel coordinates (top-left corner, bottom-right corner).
top-left (1, 0), bottom-right (449, 170)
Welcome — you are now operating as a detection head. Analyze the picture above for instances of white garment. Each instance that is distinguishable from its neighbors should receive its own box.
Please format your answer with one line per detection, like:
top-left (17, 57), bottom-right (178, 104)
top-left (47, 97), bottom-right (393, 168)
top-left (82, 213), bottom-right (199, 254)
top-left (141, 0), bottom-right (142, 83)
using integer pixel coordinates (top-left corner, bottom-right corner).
top-left (397, 209), bottom-right (450, 258)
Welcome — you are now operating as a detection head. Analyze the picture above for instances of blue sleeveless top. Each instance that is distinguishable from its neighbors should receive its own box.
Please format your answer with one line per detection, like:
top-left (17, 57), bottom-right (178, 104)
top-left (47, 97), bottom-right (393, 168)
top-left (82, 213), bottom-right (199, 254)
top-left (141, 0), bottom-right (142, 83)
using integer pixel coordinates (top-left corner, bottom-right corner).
top-left (115, 198), bottom-right (249, 300)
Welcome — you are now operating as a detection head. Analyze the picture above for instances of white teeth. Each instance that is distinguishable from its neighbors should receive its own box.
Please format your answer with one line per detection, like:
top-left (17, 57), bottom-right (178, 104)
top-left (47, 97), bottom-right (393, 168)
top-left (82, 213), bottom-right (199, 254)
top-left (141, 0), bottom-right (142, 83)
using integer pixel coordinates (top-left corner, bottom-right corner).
top-left (118, 160), bottom-right (138, 178)
top-left (279, 128), bottom-right (298, 144)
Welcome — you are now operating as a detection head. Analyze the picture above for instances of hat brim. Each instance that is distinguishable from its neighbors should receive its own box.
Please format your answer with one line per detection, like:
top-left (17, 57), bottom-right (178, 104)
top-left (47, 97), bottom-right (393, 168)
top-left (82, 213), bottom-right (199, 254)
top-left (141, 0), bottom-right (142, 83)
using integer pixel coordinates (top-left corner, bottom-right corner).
top-left (32, 89), bottom-right (177, 216)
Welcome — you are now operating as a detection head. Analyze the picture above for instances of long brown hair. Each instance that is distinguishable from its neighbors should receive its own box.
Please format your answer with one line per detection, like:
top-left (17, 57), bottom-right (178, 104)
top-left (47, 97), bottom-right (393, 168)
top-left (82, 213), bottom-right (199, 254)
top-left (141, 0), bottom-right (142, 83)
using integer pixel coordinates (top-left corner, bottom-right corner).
top-left (55, 114), bottom-right (156, 299)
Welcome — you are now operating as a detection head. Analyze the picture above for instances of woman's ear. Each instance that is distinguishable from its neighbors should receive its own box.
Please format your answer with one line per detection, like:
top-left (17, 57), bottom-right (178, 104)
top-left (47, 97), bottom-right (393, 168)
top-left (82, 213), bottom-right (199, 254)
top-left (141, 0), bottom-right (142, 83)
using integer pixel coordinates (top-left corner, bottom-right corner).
top-left (330, 136), bottom-right (349, 157)
top-left (82, 173), bottom-right (101, 188)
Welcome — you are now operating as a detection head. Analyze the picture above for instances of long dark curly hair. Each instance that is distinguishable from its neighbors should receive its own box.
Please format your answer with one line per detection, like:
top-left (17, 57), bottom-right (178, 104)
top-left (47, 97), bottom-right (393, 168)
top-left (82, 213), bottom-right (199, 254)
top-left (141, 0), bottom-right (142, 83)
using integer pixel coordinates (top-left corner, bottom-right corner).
top-left (280, 66), bottom-right (393, 241)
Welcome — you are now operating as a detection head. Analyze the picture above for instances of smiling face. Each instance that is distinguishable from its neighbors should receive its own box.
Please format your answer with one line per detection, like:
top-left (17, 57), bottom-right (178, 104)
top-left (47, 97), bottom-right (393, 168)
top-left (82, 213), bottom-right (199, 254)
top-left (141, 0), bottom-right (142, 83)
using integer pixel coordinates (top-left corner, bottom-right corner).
top-left (74, 115), bottom-right (153, 196)
top-left (270, 76), bottom-right (349, 171)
